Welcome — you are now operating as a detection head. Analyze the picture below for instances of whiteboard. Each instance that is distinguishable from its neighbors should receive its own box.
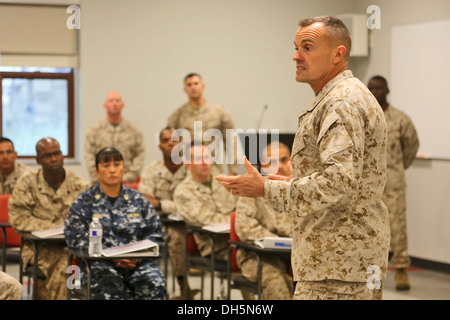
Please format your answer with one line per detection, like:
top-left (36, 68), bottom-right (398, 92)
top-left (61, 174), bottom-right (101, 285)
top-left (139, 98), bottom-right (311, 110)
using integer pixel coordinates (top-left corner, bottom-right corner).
top-left (391, 19), bottom-right (450, 160)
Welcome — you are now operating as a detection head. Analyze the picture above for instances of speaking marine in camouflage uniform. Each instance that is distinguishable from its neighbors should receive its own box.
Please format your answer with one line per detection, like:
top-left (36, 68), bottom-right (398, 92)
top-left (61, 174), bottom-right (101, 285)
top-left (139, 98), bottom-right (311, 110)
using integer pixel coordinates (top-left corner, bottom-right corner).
top-left (9, 137), bottom-right (90, 300)
top-left (235, 142), bottom-right (294, 300)
top-left (216, 16), bottom-right (390, 300)
top-left (0, 137), bottom-right (32, 195)
top-left (174, 143), bottom-right (236, 260)
top-left (368, 75), bottom-right (420, 291)
top-left (138, 127), bottom-right (200, 299)
top-left (167, 73), bottom-right (239, 175)
top-left (65, 147), bottom-right (166, 300)
top-left (84, 91), bottom-right (145, 184)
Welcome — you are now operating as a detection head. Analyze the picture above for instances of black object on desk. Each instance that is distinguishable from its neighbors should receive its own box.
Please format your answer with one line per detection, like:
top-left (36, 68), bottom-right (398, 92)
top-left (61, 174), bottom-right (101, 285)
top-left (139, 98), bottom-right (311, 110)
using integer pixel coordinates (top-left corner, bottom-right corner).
top-left (66, 248), bottom-right (161, 300)
top-left (16, 231), bottom-right (66, 300)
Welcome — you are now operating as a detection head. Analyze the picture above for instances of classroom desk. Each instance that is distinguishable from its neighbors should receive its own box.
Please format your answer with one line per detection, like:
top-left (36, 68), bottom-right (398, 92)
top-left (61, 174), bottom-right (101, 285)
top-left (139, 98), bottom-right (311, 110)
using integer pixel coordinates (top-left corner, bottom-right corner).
top-left (184, 225), bottom-right (230, 300)
top-left (16, 231), bottom-right (66, 300)
top-left (66, 248), bottom-right (161, 300)
top-left (0, 220), bottom-right (11, 272)
top-left (227, 240), bottom-right (291, 300)
top-left (159, 214), bottom-right (186, 287)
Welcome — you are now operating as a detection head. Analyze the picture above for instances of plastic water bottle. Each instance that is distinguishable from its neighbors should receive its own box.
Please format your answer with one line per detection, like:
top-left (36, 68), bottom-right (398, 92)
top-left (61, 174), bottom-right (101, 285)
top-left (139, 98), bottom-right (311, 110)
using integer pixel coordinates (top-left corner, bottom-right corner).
top-left (88, 217), bottom-right (103, 256)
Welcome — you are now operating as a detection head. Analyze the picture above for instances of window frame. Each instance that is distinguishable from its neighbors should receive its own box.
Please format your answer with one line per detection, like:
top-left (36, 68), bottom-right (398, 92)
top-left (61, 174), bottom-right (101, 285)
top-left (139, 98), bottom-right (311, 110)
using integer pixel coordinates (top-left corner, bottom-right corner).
top-left (0, 69), bottom-right (75, 159)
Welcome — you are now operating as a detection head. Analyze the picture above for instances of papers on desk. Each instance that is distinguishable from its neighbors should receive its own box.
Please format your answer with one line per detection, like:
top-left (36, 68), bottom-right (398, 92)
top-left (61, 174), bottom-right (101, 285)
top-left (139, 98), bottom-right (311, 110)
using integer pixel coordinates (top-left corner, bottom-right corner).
top-left (202, 222), bottom-right (230, 233)
top-left (101, 239), bottom-right (159, 257)
top-left (254, 237), bottom-right (293, 249)
top-left (167, 212), bottom-right (184, 221)
top-left (31, 226), bottom-right (65, 239)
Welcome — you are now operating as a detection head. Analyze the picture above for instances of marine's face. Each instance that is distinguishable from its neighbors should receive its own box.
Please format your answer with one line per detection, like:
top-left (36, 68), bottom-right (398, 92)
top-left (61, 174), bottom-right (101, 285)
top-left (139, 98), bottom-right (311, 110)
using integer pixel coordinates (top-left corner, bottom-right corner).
top-left (0, 142), bottom-right (17, 173)
top-left (159, 129), bottom-right (178, 158)
top-left (184, 75), bottom-right (205, 100)
top-left (36, 140), bottom-right (64, 174)
top-left (293, 23), bottom-right (336, 93)
top-left (103, 91), bottom-right (124, 116)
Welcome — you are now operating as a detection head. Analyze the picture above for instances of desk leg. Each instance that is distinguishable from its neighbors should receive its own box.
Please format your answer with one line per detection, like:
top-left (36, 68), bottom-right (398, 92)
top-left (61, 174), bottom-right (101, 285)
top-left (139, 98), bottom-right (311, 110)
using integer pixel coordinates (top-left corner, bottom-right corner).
top-left (31, 241), bottom-right (38, 300)
top-left (256, 254), bottom-right (262, 300)
top-left (1, 227), bottom-right (6, 272)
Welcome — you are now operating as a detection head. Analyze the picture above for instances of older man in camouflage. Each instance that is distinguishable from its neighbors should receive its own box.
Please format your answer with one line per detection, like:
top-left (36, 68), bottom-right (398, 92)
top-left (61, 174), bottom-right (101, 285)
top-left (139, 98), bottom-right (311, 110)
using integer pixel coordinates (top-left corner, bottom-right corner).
top-left (65, 147), bottom-right (166, 300)
top-left (84, 91), bottom-right (145, 184)
top-left (0, 137), bottom-right (32, 194)
top-left (9, 137), bottom-right (90, 300)
top-left (216, 16), bottom-right (390, 300)
top-left (368, 75), bottom-right (420, 291)
top-left (235, 142), bottom-right (294, 300)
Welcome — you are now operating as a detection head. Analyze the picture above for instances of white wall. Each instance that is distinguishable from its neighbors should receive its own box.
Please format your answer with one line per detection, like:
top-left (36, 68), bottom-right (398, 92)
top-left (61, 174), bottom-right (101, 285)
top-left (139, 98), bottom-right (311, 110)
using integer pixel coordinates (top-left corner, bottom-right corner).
top-left (72, 0), bottom-right (356, 179)
top-left (354, 0), bottom-right (450, 264)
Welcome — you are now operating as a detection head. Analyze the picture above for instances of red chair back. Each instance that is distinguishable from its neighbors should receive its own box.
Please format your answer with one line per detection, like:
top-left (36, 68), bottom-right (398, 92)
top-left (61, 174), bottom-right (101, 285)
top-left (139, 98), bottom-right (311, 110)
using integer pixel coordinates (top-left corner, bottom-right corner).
top-left (0, 194), bottom-right (21, 247)
top-left (230, 211), bottom-right (240, 272)
top-left (187, 233), bottom-right (200, 254)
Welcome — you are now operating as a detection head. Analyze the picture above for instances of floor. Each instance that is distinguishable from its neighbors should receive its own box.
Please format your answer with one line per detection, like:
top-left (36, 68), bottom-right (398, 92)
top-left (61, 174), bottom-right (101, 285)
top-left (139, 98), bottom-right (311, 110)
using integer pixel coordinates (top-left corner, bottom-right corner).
top-left (3, 253), bottom-right (450, 300)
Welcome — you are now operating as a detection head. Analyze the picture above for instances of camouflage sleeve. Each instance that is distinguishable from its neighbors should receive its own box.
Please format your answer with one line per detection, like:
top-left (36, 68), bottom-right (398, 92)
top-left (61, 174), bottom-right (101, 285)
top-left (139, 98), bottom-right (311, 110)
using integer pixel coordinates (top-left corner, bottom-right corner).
top-left (8, 176), bottom-right (55, 231)
top-left (64, 192), bottom-right (92, 250)
top-left (123, 129), bottom-right (145, 182)
top-left (141, 199), bottom-right (165, 250)
top-left (137, 164), bottom-right (157, 197)
top-left (235, 197), bottom-right (277, 242)
top-left (265, 101), bottom-right (362, 217)
top-left (400, 116), bottom-right (420, 169)
top-left (84, 128), bottom-right (98, 182)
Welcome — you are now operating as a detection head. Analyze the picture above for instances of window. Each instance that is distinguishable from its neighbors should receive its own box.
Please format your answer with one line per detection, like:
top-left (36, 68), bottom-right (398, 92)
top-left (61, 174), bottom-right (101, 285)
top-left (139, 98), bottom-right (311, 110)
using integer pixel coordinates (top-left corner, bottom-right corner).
top-left (0, 67), bottom-right (74, 158)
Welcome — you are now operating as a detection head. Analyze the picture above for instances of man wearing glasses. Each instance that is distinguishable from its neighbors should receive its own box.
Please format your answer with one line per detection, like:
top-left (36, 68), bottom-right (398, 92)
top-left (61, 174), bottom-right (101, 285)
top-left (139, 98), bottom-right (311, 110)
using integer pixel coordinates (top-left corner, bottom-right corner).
top-left (9, 137), bottom-right (90, 300)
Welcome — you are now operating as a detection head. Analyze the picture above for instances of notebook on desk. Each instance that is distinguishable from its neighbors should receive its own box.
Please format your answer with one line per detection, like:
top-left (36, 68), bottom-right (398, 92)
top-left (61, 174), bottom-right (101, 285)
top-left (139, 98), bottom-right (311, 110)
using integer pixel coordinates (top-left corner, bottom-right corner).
top-left (254, 237), bottom-right (293, 249)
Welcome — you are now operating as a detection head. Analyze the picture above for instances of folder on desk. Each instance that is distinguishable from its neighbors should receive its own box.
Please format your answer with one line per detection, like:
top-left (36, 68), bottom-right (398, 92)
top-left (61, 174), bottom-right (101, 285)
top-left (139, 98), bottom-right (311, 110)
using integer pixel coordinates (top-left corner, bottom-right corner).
top-left (102, 239), bottom-right (159, 257)
top-left (254, 237), bottom-right (293, 249)
top-left (32, 226), bottom-right (65, 239)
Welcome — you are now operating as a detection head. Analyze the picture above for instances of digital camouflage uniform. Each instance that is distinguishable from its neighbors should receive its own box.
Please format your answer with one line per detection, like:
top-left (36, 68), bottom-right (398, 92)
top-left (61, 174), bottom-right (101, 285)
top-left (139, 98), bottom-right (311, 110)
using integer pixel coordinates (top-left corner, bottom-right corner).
top-left (264, 71), bottom-right (390, 300)
top-left (0, 271), bottom-right (23, 300)
top-left (173, 174), bottom-right (236, 260)
top-left (167, 101), bottom-right (239, 175)
top-left (383, 104), bottom-right (419, 269)
top-left (235, 196), bottom-right (294, 300)
top-left (64, 184), bottom-right (166, 300)
top-left (0, 162), bottom-right (32, 195)
top-left (8, 169), bottom-right (90, 300)
top-left (84, 119), bottom-right (145, 183)
top-left (138, 159), bottom-right (188, 277)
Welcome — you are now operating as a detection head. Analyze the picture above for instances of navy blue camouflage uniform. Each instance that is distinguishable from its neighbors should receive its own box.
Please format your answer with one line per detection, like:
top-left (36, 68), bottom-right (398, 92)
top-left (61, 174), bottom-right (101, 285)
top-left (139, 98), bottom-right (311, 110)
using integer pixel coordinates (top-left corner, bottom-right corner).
top-left (64, 184), bottom-right (167, 300)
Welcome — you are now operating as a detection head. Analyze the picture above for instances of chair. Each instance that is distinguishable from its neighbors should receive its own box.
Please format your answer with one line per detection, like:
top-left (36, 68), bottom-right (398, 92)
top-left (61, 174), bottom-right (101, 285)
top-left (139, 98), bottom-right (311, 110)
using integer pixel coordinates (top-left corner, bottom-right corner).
top-left (227, 211), bottom-right (262, 299)
top-left (0, 194), bottom-right (21, 270)
top-left (184, 226), bottom-right (228, 300)
top-left (0, 194), bottom-right (21, 247)
top-left (123, 176), bottom-right (140, 190)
